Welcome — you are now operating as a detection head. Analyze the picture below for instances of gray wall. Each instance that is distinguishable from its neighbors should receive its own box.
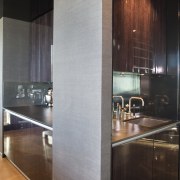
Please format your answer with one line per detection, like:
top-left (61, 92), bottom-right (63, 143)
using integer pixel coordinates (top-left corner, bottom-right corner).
top-left (3, 17), bottom-right (30, 82)
top-left (53, 0), bottom-right (112, 179)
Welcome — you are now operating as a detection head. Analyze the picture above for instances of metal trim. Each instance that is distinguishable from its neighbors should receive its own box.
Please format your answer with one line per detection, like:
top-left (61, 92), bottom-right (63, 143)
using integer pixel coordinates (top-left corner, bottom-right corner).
top-left (4, 108), bottom-right (53, 131)
top-left (112, 122), bottom-right (180, 148)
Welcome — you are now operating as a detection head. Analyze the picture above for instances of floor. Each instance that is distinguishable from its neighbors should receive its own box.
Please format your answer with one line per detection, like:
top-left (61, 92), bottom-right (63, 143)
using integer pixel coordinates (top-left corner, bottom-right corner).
top-left (0, 157), bottom-right (26, 180)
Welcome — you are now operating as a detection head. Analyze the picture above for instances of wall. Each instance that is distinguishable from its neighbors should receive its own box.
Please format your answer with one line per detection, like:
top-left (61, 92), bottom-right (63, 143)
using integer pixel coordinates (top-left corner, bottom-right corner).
top-left (3, 17), bottom-right (30, 82)
top-left (30, 10), bottom-right (53, 82)
top-left (53, 0), bottom-right (112, 179)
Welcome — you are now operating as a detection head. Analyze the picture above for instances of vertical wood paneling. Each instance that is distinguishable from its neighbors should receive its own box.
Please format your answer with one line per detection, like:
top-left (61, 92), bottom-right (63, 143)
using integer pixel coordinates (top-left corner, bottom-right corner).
top-left (113, 0), bottom-right (166, 74)
top-left (30, 10), bottom-right (53, 82)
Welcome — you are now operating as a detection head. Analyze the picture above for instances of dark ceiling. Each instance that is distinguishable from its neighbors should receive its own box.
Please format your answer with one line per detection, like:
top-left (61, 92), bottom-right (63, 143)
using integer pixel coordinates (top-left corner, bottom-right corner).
top-left (0, 0), bottom-right (53, 21)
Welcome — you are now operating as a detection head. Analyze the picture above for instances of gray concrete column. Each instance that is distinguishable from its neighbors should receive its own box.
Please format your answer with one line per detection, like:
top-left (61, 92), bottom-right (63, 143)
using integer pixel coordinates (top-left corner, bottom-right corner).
top-left (53, 0), bottom-right (112, 179)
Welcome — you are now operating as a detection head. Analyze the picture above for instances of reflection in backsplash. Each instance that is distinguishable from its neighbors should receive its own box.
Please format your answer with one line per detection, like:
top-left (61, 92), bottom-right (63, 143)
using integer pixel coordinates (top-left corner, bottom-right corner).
top-left (3, 82), bottom-right (53, 107)
top-left (148, 74), bottom-right (177, 120)
top-left (113, 71), bottom-right (143, 121)
top-left (113, 71), bottom-right (140, 97)
top-left (113, 71), bottom-right (178, 120)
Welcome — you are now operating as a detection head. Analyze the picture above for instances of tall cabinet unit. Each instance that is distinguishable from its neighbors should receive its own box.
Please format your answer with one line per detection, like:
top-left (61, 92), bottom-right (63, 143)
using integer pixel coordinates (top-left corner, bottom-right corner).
top-left (113, 0), bottom-right (166, 74)
top-left (112, 0), bottom-right (180, 179)
top-left (113, 0), bottom-right (179, 118)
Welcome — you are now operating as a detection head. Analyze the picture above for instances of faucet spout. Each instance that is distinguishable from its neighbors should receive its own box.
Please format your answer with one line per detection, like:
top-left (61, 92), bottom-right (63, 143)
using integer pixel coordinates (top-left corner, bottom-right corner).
top-left (113, 96), bottom-right (124, 108)
top-left (129, 97), bottom-right (144, 114)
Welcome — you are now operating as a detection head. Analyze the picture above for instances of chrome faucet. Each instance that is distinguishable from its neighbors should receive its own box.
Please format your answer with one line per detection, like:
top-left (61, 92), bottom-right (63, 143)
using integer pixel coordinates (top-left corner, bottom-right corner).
top-left (113, 96), bottom-right (124, 108)
top-left (129, 97), bottom-right (144, 114)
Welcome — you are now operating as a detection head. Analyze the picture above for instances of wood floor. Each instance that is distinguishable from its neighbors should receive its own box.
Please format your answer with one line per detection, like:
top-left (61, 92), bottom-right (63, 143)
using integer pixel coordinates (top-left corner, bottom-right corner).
top-left (0, 157), bottom-right (26, 180)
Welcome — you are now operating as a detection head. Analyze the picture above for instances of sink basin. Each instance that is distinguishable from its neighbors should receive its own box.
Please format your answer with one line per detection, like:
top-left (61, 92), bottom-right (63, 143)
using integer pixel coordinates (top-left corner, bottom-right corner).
top-left (128, 117), bottom-right (171, 128)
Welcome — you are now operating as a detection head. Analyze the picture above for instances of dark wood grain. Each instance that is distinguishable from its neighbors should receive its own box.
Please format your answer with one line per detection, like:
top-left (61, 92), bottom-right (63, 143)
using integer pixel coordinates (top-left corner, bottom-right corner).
top-left (113, 0), bottom-right (166, 74)
top-left (153, 129), bottom-right (179, 180)
top-left (112, 136), bottom-right (154, 180)
top-left (112, 126), bottom-right (179, 180)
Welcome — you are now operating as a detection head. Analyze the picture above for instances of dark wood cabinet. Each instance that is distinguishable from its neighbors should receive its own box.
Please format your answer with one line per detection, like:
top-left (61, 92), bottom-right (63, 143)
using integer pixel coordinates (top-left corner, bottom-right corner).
top-left (112, 136), bottom-right (154, 180)
top-left (4, 114), bottom-right (52, 180)
top-left (112, 126), bottom-right (179, 180)
top-left (153, 128), bottom-right (179, 180)
top-left (113, 0), bottom-right (166, 74)
top-left (166, 0), bottom-right (179, 75)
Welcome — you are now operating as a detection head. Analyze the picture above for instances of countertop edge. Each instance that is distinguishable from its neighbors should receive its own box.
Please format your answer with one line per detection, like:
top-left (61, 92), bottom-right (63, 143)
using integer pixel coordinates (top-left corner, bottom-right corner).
top-left (3, 107), bottom-right (53, 131)
top-left (112, 121), bottom-right (180, 148)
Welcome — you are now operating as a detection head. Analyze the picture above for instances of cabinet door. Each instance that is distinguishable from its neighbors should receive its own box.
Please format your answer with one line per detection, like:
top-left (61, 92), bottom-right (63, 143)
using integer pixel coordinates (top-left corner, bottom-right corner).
top-left (153, 126), bottom-right (179, 180)
top-left (113, 0), bottom-right (166, 74)
top-left (112, 136), bottom-right (154, 180)
top-left (4, 114), bottom-right (52, 180)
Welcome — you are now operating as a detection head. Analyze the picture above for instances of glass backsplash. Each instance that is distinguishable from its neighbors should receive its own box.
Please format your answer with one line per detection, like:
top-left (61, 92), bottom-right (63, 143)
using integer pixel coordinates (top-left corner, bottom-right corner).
top-left (3, 82), bottom-right (53, 107)
top-left (113, 71), bottom-right (140, 97)
top-left (113, 71), bottom-right (178, 120)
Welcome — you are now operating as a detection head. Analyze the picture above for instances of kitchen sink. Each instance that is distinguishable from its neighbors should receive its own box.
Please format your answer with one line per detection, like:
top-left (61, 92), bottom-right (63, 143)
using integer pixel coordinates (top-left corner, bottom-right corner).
top-left (128, 117), bottom-right (171, 128)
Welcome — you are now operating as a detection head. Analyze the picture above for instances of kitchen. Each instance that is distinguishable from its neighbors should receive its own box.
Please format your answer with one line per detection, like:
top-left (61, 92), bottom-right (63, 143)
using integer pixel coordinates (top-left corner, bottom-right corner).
top-left (0, 0), bottom-right (179, 180)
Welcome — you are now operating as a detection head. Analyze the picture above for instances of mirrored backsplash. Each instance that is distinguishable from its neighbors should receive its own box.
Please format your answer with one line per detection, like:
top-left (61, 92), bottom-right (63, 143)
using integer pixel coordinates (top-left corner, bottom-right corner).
top-left (113, 71), bottom-right (140, 98)
top-left (3, 82), bottom-right (53, 107)
top-left (113, 71), bottom-right (178, 120)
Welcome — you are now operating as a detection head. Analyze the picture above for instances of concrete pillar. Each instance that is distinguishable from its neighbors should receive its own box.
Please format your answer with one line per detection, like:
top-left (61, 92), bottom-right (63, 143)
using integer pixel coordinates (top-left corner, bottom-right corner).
top-left (53, 0), bottom-right (112, 179)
